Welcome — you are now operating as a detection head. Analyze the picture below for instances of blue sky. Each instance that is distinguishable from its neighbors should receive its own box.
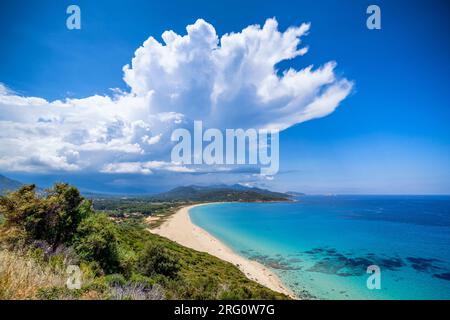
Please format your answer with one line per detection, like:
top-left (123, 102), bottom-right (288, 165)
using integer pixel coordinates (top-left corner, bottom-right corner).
top-left (1, 0), bottom-right (449, 194)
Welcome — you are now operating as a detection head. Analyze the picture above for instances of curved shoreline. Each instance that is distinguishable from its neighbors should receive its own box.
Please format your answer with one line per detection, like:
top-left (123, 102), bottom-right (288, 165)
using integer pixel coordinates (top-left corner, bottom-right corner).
top-left (148, 203), bottom-right (296, 298)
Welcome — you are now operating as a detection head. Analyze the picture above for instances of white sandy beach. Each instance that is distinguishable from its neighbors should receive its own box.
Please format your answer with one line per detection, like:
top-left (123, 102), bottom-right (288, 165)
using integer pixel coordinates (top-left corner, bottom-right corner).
top-left (149, 203), bottom-right (295, 298)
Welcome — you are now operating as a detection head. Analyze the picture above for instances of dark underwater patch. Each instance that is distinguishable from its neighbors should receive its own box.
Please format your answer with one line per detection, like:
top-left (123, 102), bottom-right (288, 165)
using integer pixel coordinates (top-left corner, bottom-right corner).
top-left (406, 257), bottom-right (442, 273)
top-left (302, 246), bottom-right (450, 282)
top-left (247, 253), bottom-right (302, 270)
top-left (304, 248), bottom-right (325, 254)
top-left (303, 247), bottom-right (405, 277)
top-left (433, 272), bottom-right (450, 281)
top-left (379, 257), bottom-right (404, 269)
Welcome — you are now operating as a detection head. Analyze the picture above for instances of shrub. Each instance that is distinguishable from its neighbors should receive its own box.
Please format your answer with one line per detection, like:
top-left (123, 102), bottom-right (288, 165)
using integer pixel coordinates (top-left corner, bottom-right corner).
top-left (103, 273), bottom-right (127, 287)
top-left (137, 243), bottom-right (180, 279)
top-left (109, 283), bottom-right (165, 300)
top-left (72, 213), bottom-right (120, 274)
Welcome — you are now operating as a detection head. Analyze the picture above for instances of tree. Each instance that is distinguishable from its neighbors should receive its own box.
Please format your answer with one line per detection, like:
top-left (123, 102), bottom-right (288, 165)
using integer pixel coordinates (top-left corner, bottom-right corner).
top-left (44, 183), bottom-right (89, 250)
top-left (72, 213), bottom-right (120, 274)
top-left (0, 183), bottom-right (90, 250)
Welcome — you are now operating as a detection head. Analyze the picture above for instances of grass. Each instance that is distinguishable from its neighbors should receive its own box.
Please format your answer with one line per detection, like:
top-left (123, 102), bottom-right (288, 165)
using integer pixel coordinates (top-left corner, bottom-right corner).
top-left (0, 249), bottom-right (67, 299)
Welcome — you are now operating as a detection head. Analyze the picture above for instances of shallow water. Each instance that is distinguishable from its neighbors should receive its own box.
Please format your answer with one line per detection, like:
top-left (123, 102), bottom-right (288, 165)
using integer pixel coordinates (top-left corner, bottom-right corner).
top-left (189, 196), bottom-right (450, 299)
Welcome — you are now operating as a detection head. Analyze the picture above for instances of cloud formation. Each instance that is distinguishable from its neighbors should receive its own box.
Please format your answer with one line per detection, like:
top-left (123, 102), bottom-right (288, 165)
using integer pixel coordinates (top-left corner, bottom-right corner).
top-left (0, 18), bottom-right (352, 174)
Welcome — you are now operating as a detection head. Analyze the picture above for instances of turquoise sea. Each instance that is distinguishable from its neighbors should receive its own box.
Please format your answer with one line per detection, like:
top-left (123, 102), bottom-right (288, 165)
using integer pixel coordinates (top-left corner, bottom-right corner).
top-left (189, 196), bottom-right (450, 299)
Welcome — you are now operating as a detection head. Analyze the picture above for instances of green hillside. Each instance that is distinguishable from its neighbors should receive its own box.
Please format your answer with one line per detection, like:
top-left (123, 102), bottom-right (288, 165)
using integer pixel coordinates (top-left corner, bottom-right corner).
top-left (152, 185), bottom-right (290, 202)
top-left (0, 183), bottom-right (289, 300)
top-left (0, 174), bottom-right (22, 195)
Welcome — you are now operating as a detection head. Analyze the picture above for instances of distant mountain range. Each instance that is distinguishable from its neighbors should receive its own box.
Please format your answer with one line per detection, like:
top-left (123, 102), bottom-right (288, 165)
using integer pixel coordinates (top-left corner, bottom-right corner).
top-left (0, 174), bottom-right (23, 195)
top-left (286, 191), bottom-right (306, 197)
top-left (152, 184), bottom-right (290, 202)
top-left (0, 173), bottom-right (295, 202)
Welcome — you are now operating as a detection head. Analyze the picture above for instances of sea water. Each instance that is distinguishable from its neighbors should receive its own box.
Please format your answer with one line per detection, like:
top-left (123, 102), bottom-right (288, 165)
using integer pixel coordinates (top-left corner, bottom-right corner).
top-left (189, 196), bottom-right (450, 299)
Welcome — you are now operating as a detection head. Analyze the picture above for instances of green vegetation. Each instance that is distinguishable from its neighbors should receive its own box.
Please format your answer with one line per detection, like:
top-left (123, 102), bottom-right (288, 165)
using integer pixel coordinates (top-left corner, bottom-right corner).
top-left (152, 185), bottom-right (290, 202)
top-left (92, 198), bottom-right (177, 216)
top-left (0, 183), bottom-right (288, 300)
top-left (91, 198), bottom-right (183, 228)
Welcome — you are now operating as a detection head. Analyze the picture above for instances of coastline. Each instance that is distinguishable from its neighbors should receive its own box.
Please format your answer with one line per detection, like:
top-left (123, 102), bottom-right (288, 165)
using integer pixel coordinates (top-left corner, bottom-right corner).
top-left (148, 203), bottom-right (296, 299)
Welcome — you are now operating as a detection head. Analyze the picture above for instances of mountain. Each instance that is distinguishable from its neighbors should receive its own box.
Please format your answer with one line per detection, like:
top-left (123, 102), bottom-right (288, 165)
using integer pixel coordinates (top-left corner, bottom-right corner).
top-left (286, 191), bottom-right (306, 197)
top-left (219, 184), bottom-right (289, 198)
top-left (0, 174), bottom-right (23, 195)
top-left (152, 184), bottom-right (290, 202)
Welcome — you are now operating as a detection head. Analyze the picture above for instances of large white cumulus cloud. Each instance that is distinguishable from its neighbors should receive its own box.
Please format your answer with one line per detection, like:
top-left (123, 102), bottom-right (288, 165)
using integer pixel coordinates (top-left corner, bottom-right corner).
top-left (123, 18), bottom-right (352, 130)
top-left (0, 18), bottom-right (352, 174)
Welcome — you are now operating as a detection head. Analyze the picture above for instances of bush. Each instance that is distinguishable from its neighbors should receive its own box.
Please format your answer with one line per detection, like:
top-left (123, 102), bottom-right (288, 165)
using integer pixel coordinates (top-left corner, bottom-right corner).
top-left (137, 243), bottom-right (180, 279)
top-left (72, 214), bottom-right (120, 274)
